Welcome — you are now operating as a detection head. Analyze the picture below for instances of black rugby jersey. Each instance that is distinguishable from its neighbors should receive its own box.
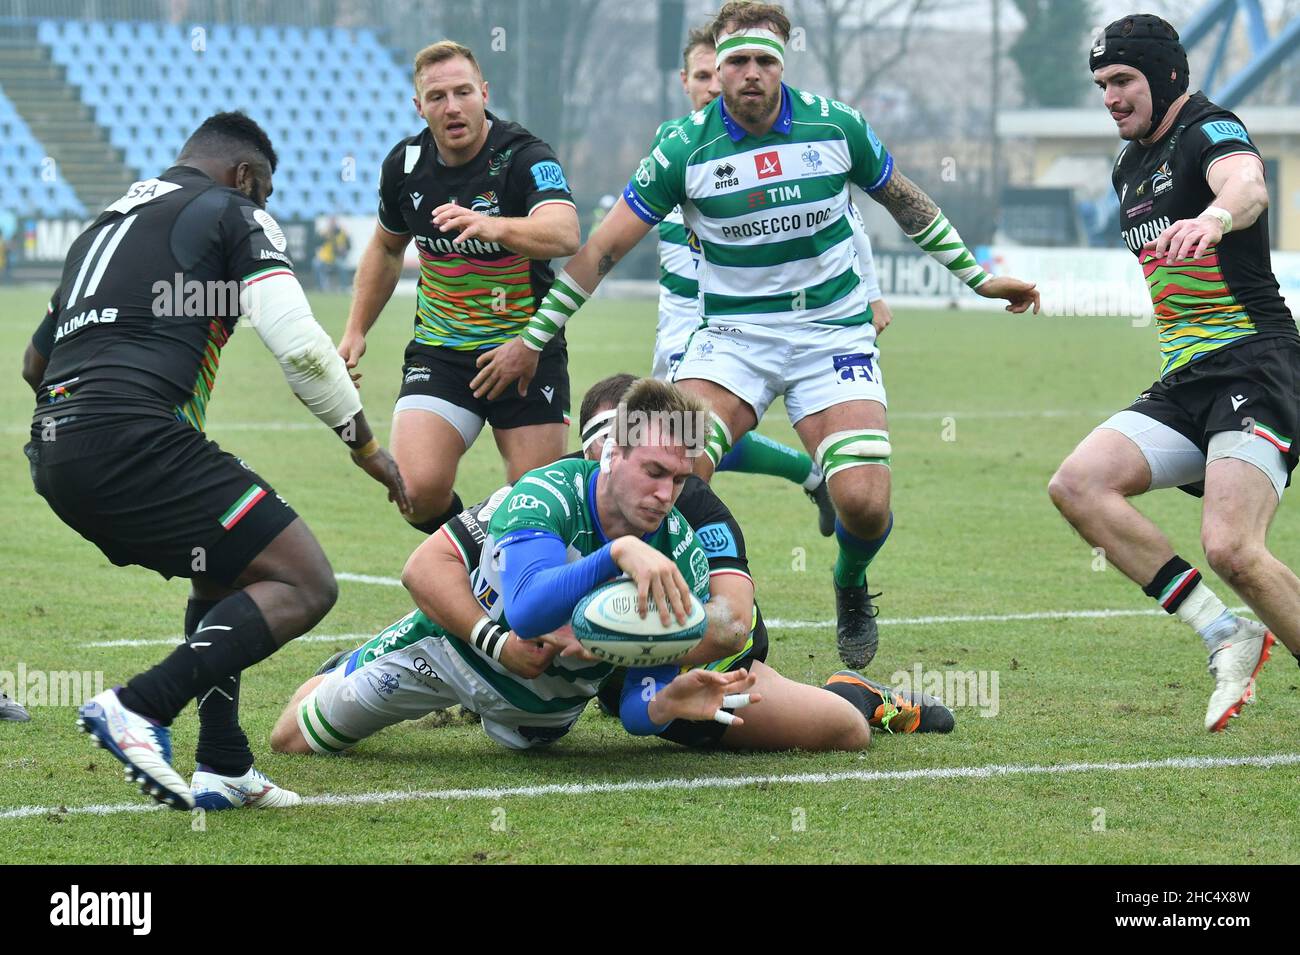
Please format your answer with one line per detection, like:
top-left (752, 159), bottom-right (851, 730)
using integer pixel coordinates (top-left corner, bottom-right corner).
top-left (376, 114), bottom-right (575, 350)
top-left (1113, 92), bottom-right (1295, 377)
top-left (32, 166), bottom-right (295, 432)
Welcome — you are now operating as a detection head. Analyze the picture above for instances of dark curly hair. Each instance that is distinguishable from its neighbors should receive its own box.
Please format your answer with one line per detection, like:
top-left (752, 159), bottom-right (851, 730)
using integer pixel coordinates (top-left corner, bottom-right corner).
top-left (179, 110), bottom-right (278, 173)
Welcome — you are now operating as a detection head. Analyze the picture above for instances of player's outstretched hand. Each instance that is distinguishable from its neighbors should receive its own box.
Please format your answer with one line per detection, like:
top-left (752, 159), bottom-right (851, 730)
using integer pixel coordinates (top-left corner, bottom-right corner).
top-left (470, 336), bottom-right (540, 400)
top-left (1145, 215), bottom-right (1222, 264)
top-left (499, 632), bottom-right (561, 679)
top-left (353, 446), bottom-right (412, 516)
top-left (977, 275), bottom-right (1041, 314)
top-left (338, 331), bottom-right (366, 387)
top-left (647, 668), bottom-right (762, 725)
top-left (610, 537), bottom-right (693, 628)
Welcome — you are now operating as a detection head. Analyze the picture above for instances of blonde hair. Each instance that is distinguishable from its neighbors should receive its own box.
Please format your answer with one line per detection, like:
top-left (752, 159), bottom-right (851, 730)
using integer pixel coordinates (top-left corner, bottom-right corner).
top-left (682, 25), bottom-right (716, 71)
top-left (413, 40), bottom-right (482, 90)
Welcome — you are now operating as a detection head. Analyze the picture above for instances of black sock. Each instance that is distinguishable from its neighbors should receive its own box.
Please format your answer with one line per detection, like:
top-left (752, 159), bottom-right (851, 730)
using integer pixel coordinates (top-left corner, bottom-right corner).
top-left (186, 598), bottom-right (254, 777)
top-left (118, 591), bottom-right (277, 726)
top-left (407, 490), bottom-right (464, 535)
top-left (1141, 555), bottom-right (1200, 614)
top-left (822, 680), bottom-right (884, 718)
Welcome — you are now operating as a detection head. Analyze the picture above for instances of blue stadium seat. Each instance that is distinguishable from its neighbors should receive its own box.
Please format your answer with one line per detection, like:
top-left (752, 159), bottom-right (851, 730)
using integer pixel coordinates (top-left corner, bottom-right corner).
top-left (31, 16), bottom-right (411, 217)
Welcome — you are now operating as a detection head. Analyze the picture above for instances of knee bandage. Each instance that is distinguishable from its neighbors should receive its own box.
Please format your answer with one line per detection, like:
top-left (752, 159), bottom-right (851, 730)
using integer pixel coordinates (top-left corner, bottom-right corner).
top-left (816, 429), bottom-right (891, 480)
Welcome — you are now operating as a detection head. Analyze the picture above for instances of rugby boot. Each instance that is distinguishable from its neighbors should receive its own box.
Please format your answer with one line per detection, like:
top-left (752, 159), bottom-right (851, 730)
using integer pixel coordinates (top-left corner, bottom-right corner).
top-left (835, 577), bottom-right (881, 668)
top-left (1205, 618), bottom-right (1274, 732)
top-left (191, 765), bottom-right (301, 810)
top-left (827, 670), bottom-right (955, 733)
top-left (78, 688), bottom-right (193, 809)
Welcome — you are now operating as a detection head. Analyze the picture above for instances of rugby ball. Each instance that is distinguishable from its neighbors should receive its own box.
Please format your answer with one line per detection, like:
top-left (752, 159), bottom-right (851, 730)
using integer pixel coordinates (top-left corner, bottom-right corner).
top-left (572, 578), bottom-right (707, 666)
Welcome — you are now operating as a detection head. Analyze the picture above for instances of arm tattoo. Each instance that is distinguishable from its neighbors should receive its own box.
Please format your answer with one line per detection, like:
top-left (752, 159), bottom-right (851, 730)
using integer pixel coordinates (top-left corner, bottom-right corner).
top-left (871, 171), bottom-right (940, 235)
top-left (597, 254), bottom-right (616, 276)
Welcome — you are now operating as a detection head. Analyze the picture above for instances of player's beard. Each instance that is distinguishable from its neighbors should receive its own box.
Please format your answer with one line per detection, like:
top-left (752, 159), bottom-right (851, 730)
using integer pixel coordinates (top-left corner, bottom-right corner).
top-left (725, 84), bottom-right (780, 126)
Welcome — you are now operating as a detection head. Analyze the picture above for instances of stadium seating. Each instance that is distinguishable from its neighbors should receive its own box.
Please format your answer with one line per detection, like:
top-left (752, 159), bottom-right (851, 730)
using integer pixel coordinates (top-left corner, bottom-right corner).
top-left (36, 18), bottom-right (417, 219)
top-left (0, 84), bottom-right (86, 217)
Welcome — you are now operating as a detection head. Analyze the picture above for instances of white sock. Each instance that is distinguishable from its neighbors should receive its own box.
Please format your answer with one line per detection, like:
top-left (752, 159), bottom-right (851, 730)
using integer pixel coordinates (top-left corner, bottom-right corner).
top-left (1175, 582), bottom-right (1236, 650)
top-left (802, 461), bottom-right (824, 492)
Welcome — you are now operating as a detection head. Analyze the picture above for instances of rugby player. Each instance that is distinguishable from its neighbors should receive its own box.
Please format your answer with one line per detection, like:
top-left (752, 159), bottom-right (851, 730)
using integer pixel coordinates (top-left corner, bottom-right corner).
top-left (654, 27), bottom-right (895, 540)
top-left (338, 40), bottom-right (580, 535)
top-left (271, 377), bottom-right (951, 759)
top-left (1049, 15), bottom-right (1300, 731)
top-left (486, 1), bottom-right (1040, 670)
top-left (23, 112), bottom-right (408, 809)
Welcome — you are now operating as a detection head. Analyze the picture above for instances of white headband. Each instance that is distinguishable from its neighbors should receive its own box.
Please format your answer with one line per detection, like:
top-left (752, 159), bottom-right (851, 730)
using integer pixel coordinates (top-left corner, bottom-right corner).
top-left (714, 27), bottom-right (785, 68)
top-left (581, 409), bottom-right (618, 453)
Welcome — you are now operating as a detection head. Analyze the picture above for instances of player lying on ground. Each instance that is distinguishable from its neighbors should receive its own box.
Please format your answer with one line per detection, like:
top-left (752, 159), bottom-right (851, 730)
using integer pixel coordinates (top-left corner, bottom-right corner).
top-left (1049, 15), bottom-right (1300, 732)
top-left (473, 1), bottom-right (1040, 672)
top-left (271, 378), bottom-right (951, 758)
top-left (22, 112), bottom-right (408, 810)
top-left (649, 25), bottom-right (896, 539)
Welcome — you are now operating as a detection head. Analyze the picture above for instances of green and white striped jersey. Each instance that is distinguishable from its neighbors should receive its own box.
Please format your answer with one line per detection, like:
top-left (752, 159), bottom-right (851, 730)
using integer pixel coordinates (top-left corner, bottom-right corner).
top-left (417, 458), bottom-right (713, 712)
top-left (654, 116), bottom-right (701, 306)
top-left (624, 84), bottom-right (894, 328)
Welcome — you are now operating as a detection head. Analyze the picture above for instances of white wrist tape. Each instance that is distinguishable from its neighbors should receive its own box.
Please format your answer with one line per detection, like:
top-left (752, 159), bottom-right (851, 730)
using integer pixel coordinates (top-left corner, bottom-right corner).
top-left (241, 273), bottom-right (361, 429)
top-left (470, 616), bottom-right (508, 661)
top-left (1202, 206), bottom-right (1233, 233)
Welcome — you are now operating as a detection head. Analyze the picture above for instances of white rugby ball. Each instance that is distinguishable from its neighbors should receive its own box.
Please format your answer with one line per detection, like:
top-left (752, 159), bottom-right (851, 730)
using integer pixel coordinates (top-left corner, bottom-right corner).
top-left (571, 578), bottom-right (707, 666)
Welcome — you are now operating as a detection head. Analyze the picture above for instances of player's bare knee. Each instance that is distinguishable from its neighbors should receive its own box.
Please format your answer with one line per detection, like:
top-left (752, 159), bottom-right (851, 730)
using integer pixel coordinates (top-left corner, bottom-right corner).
top-left (269, 720), bottom-right (313, 755)
top-left (1048, 459), bottom-right (1102, 516)
top-left (296, 570), bottom-right (338, 629)
top-left (405, 482), bottom-right (455, 525)
top-left (835, 720), bottom-right (871, 751)
top-left (1202, 533), bottom-right (1266, 588)
top-left (828, 474), bottom-right (890, 536)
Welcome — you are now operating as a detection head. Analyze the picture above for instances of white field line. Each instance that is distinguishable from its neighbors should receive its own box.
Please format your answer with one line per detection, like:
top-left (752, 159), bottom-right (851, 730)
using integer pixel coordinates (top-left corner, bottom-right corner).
top-left (77, 597), bottom-right (1254, 647)
top-left (0, 409), bottom-right (1108, 436)
top-left (337, 571), bottom-right (404, 586)
top-left (3, 752), bottom-right (1297, 821)
top-left (80, 633), bottom-right (372, 649)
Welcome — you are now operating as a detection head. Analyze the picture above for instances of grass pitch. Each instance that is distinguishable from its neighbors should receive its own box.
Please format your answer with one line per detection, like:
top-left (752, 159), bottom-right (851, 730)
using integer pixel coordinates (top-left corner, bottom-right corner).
top-left (1, 287), bottom-right (1297, 863)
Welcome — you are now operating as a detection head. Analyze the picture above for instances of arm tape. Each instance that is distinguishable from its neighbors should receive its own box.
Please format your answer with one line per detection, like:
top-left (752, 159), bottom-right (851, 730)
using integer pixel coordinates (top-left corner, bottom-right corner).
top-left (522, 268), bottom-right (592, 351)
top-left (242, 273), bottom-right (362, 429)
top-left (908, 211), bottom-right (990, 291)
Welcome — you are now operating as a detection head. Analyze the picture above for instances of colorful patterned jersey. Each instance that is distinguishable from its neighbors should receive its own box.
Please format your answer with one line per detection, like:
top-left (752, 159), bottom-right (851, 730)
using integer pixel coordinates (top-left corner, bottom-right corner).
top-left (377, 114), bottom-right (576, 351)
top-left (625, 84), bottom-right (894, 329)
top-left (1112, 93), bottom-right (1296, 377)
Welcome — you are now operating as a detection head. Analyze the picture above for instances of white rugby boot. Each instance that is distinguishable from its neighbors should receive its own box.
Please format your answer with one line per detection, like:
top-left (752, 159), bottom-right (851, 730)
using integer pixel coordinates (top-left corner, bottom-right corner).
top-left (191, 765), bottom-right (302, 809)
top-left (78, 688), bottom-right (194, 809)
top-left (1204, 618), bottom-right (1275, 732)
